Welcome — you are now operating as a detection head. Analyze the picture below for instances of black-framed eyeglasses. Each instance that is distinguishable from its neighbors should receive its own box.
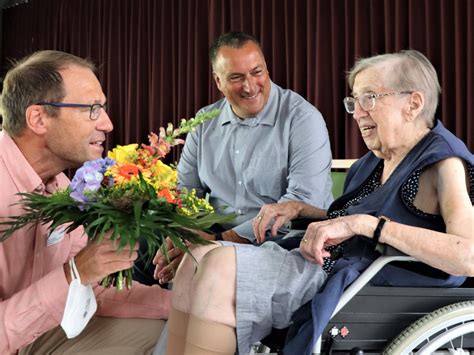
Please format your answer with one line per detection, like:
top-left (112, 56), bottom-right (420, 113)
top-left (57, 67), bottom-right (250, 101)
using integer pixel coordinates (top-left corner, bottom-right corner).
top-left (36, 102), bottom-right (107, 121)
top-left (343, 91), bottom-right (412, 114)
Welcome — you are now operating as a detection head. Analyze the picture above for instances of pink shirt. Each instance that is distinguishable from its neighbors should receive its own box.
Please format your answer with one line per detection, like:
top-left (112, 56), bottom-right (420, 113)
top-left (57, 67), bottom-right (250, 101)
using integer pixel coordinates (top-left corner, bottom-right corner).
top-left (0, 132), bottom-right (170, 354)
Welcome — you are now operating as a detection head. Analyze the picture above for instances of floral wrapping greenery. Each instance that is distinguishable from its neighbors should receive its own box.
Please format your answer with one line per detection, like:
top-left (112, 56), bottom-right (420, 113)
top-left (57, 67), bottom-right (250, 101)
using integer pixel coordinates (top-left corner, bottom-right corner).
top-left (0, 109), bottom-right (234, 290)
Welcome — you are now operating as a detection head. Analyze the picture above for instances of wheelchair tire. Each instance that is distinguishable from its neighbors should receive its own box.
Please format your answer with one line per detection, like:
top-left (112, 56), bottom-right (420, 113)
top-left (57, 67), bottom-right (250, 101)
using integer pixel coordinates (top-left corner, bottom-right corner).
top-left (383, 300), bottom-right (474, 354)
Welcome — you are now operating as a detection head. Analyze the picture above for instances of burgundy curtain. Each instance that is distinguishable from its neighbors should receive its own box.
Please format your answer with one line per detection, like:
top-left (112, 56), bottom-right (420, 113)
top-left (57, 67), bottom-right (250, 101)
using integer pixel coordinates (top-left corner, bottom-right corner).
top-left (2, 0), bottom-right (472, 160)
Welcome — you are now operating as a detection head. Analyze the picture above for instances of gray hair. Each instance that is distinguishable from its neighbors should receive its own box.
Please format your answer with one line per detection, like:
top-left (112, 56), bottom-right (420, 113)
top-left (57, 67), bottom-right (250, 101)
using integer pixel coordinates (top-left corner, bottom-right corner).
top-left (347, 50), bottom-right (441, 127)
top-left (1, 50), bottom-right (96, 136)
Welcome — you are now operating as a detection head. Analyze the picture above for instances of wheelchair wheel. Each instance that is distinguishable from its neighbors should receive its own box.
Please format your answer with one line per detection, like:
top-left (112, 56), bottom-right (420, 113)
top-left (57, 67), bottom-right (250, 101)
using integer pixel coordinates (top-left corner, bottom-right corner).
top-left (383, 301), bottom-right (474, 354)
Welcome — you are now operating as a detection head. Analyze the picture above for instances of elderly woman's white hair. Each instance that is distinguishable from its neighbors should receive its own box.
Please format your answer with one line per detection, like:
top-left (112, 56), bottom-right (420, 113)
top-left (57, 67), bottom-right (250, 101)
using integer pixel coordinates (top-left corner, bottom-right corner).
top-left (347, 50), bottom-right (441, 127)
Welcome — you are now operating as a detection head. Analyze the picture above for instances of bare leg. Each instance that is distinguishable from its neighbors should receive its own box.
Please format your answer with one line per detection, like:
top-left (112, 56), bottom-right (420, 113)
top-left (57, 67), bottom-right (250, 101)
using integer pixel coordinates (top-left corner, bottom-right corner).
top-left (184, 246), bottom-right (238, 354)
top-left (171, 243), bottom-right (222, 313)
top-left (166, 243), bottom-right (221, 355)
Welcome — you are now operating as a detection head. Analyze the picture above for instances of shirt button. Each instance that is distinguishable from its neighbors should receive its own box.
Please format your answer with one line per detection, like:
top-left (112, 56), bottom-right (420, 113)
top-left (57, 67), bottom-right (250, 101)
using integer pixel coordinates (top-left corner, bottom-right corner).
top-left (238, 181), bottom-right (242, 185)
top-left (235, 150), bottom-right (240, 154)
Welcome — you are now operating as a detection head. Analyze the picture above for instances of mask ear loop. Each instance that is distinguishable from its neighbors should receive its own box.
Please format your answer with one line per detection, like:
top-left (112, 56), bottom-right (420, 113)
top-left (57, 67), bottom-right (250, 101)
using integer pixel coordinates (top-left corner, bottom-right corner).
top-left (69, 257), bottom-right (81, 283)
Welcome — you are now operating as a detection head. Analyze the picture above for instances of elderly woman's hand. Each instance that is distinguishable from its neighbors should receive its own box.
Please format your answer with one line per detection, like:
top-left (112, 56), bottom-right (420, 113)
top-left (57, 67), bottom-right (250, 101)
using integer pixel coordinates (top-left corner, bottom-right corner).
top-left (299, 215), bottom-right (373, 265)
top-left (253, 201), bottom-right (304, 243)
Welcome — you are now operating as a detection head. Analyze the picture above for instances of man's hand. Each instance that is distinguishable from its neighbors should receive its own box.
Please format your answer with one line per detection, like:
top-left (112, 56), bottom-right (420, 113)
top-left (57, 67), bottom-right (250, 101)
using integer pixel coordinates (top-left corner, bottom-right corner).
top-left (153, 230), bottom-right (215, 284)
top-left (69, 231), bottom-right (139, 285)
top-left (253, 201), bottom-right (303, 243)
top-left (153, 237), bottom-right (185, 284)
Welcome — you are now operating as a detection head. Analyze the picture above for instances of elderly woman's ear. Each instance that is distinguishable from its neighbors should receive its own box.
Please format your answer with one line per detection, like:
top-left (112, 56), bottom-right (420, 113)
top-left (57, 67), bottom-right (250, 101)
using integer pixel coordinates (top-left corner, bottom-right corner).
top-left (405, 91), bottom-right (425, 120)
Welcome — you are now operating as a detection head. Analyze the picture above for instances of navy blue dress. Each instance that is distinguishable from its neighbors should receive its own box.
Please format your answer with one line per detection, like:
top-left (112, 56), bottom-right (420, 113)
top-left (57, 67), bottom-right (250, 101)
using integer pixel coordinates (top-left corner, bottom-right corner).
top-left (284, 120), bottom-right (474, 355)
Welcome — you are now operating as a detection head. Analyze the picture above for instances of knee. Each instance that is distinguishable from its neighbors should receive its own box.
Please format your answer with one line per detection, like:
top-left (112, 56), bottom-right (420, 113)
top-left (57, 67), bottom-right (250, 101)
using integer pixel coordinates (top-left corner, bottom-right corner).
top-left (189, 247), bottom-right (237, 323)
top-left (172, 243), bottom-right (221, 294)
top-left (175, 243), bottom-right (219, 279)
top-left (192, 246), bottom-right (236, 294)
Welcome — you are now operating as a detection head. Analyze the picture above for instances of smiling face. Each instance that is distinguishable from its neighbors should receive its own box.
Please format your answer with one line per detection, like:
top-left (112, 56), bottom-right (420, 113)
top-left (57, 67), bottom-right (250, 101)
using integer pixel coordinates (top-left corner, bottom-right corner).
top-left (351, 67), bottom-right (412, 158)
top-left (212, 42), bottom-right (271, 119)
top-left (43, 64), bottom-right (113, 169)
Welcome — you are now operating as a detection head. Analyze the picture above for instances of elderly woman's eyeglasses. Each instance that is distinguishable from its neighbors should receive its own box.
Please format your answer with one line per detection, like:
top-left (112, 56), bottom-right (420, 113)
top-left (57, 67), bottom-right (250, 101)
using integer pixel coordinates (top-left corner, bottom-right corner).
top-left (343, 91), bottom-right (412, 114)
top-left (36, 102), bottom-right (107, 121)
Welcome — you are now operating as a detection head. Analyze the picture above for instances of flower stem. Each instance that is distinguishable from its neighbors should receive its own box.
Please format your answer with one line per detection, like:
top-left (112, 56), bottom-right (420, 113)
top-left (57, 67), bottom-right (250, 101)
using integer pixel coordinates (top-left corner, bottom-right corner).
top-left (126, 268), bottom-right (133, 289)
top-left (116, 270), bottom-right (123, 290)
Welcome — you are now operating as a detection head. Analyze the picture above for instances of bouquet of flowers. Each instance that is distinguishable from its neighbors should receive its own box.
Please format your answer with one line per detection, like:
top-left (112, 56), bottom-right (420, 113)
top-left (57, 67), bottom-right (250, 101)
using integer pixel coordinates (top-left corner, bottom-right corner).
top-left (0, 109), bottom-right (233, 290)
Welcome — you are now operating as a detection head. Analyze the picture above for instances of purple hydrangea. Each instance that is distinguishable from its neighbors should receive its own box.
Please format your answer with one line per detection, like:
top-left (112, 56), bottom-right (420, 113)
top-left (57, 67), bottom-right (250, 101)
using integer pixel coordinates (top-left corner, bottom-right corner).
top-left (70, 158), bottom-right (116, 208)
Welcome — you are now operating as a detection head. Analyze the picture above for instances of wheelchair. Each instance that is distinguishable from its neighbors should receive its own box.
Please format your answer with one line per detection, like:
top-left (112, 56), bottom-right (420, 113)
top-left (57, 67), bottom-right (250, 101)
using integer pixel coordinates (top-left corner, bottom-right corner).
top-left (251, 159), bottom-right (474, 354)
top-left (252, 244), bottom-right (474, 354)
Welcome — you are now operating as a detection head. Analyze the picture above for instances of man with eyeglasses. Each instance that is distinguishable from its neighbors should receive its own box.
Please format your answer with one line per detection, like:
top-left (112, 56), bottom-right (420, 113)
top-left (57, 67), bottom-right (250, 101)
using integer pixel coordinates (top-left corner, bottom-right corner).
top-left (163, 49), bottom-right (473, 355)
top-left (0, 50), bottom-right (170, 355)
top-left (36, 102), bottom-right (108, 121)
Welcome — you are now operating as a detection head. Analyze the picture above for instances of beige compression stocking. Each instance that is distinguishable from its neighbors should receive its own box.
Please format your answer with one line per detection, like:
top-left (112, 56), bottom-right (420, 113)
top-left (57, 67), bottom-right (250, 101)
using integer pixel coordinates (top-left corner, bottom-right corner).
top-left (184, 314), bottom-right (237, 355)
top-left (165, 307), bottom-right (190, 355)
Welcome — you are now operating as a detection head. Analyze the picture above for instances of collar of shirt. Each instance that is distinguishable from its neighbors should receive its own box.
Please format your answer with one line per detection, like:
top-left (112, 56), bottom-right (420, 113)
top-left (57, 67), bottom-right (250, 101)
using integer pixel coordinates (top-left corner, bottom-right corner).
top-left (0, 131), bottom-right (59, 195)
top-left (0, 131), bottom-right (42, 193)
top-left (220, 81), bottom-right (278, 128)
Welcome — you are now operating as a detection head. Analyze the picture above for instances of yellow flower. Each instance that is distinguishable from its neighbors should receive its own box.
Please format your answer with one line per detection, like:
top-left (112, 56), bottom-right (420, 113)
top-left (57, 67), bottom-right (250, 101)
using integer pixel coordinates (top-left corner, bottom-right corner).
top-left (108, 144), bottom-right (139, 164)
top-left (150, 160), bottom-right (177, 189)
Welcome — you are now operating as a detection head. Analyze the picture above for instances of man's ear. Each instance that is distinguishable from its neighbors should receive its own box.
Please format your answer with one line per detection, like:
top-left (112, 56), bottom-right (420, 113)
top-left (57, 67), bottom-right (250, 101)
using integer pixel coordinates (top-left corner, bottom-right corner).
top-left (406, 91), bottom-right (424, 121)
top-left (25, 105), bottom-right (49, 135)
top-left (213, 72), bottom-right (223, 92)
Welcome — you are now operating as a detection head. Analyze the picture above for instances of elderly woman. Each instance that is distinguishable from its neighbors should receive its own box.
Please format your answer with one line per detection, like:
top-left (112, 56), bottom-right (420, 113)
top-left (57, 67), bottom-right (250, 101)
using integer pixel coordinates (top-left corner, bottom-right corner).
top-left (165, 50), bottom-right (474, 355)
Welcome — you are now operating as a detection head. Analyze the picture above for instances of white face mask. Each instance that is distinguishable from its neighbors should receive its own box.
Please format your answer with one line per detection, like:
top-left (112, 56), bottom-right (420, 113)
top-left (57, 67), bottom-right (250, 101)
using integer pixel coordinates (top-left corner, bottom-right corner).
top-left (60, 257), bottom-right (97, 338)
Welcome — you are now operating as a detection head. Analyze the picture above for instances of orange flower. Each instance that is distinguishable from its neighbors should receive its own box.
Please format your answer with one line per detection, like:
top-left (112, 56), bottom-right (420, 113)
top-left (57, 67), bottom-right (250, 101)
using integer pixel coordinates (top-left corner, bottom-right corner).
top-left (108, 163), bottom-right (141, 185)
top-left (157, 188), bottom-right (177, 204)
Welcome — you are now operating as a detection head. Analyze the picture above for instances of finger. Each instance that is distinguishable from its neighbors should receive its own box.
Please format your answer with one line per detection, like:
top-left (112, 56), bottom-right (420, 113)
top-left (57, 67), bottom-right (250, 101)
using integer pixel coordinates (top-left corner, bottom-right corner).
top-left (163, 257), bottom-right (181, 275)
top-left (154, 262), bottom-right (164, 279)
top-left (157, 266), bottom-right (173, 283)
top-left (160, 249), bottom-right (182, 267)
top-left (154, 247), bottom-right (176, 267)
top-left (313, 247), bottom-right (331, 265)
top-left (255, 218), bottom-right (264, 244)
top-left (299, 244), bottom-right (317, 264)
top-left (257, 212), bottom-right (275, 243)
top-left (253, 217), bottom-right (264, 243)
top-left (158, 258), bottom-right (181, 283)
top-left (152, 249), bottom-right (163, 265)
top-left (253, 207), bottom-right (266, 242)
top-left (159, 270), bottom-right (173, 284)
top-left (157, 239), bottom-right (177, 260)
top-left (312, 236), bottom-right (330, 265)
top-left (154, 250), bottom-right (176, 278)
top-left (158, 237), bottom-right (174, 252)
top-left (271, 215), bottom-right (288, 237)
top-left (169, 247), bottom-right (184, 258)
top-left (252, 218), bottom-right (260, 242)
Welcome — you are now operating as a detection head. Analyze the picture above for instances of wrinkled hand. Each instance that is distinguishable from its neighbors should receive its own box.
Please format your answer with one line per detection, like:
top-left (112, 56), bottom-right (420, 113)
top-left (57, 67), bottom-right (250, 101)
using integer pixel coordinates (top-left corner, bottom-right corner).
top-left (253, 202), bottom-right (303, 243)
top-left (153, 237), bottom-right (185, 284)
top-left (73, 231), bottom-right (138, 285)
top-left (299, 216), bottom-right (357, 265)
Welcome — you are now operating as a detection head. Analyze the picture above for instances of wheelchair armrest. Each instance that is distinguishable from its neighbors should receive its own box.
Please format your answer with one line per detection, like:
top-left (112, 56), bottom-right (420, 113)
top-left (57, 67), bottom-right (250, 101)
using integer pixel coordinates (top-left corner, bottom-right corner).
top-left (378, 243), bottom-right (409, 257)
top-left (331, 254), bottom-right (417, 318)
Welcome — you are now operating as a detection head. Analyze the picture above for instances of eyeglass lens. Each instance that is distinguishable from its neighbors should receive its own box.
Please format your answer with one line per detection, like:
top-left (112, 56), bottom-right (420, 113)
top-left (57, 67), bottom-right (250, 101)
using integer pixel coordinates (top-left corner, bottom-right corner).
top-left (91, 103), bottom-right (107, 120)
